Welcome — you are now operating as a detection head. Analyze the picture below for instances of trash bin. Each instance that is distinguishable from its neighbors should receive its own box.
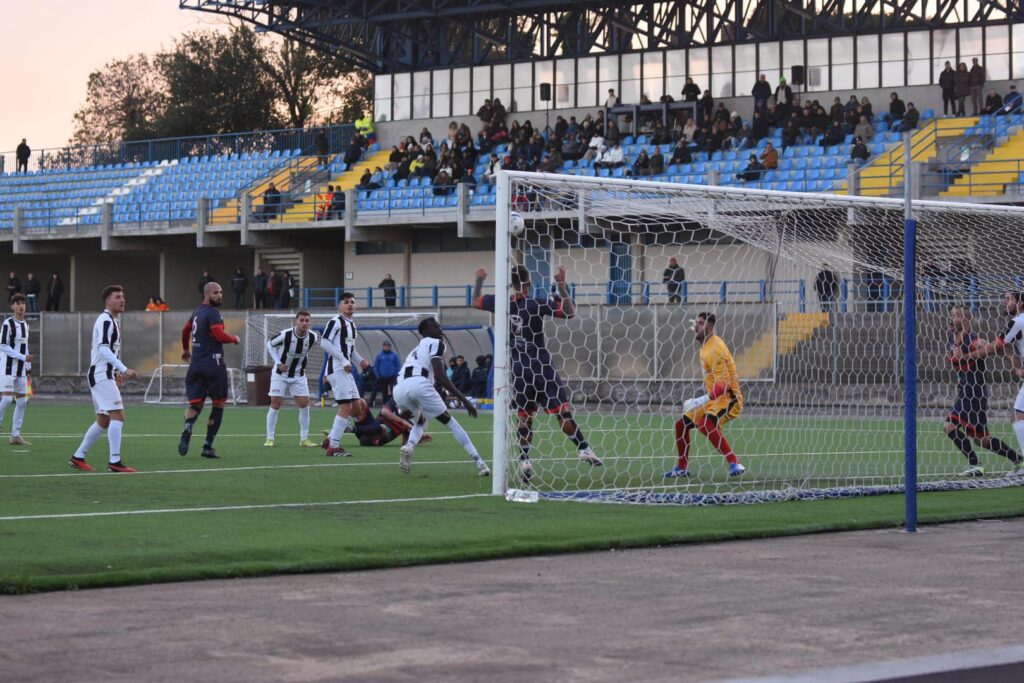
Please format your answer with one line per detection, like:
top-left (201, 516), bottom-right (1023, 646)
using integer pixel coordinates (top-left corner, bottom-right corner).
top-left (244, 366), bottom-right (272, 406)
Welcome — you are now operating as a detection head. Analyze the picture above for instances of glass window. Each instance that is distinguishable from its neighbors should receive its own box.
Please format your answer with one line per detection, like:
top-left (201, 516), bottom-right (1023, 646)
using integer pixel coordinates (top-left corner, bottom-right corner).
top-left (373, 75), bottom-right (392, 122)
top-left (577, 57), bottom-right (596, 107)
top-left (711, 45), bottom-right (733, 97)
top-left (734, 44), bottom-right (757, 99)
top-left (759, 42), bottom-right (780, 81)
top-left (471, 66), bottom-right (491, 114)
top-left (620, 53), bottom-right (641, 103)
top-left (806, 38), bottom-right (829, 90)
top-left (881, 33), bottom-right (904, 87)
top-left (513, 62), bottom-right (533, 113)
top-left (492, 64), bottom-right (512, 111)
top-left (856, 34), bottom-right (879, 88)
top-left (1015, 24), bottom-right (1024, 79)
top-left (665, 49), bottom-right (687, 97)
top-left (688, 47), bottom-right (709, 96)
top-left (413, 70), bottom-right (431, 119)
top-left (960, 26), bottom-right (983, 64)
top-left (598, 54), bottom-right (620, 104)
top-left (933, 28), bottom-right (957, 77)
top-left (831, 37), bottom-right (854, 92)
top-left (452, 68), bottom-right (470, 116)
top-left (643, 51), bottom-right (664, 101)
top-left (535, 60), bottom-right (555, 110)
top-left (906, 31), bottom-right (930, 86)
top-left (432, 70), bottom-right (451, 119)
top-left (782, 40), bottom-right (803, 73)
top-left (393, 73), bottom-right (411, 121)
top-left (986, 25), bottom-right (1010, 81)
top-left (556, 58), bottom-right (575, 108)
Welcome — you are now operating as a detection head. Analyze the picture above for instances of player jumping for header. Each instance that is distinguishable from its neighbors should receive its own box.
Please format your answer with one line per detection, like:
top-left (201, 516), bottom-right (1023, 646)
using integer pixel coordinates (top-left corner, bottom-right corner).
top-left (943, 305), bottom-right (1022, 476)
top-left (665, 312), bottom-right (746, 478)
top-left (473, 264), bottom-right (601, 482)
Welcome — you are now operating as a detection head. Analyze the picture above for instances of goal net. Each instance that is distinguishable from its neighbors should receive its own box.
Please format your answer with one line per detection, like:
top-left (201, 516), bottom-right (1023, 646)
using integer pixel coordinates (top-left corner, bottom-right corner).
top-left (493, 171), bottom-right (1024, 505)
top-left (144, 365), bottom-right (248, 404)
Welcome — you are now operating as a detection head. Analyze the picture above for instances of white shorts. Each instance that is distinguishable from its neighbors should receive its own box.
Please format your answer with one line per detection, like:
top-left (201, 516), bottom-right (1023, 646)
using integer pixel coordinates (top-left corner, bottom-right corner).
top-left (393, 376), bottom-right (448, 420)
top-left (326, 369), bottom-right (360, 403)
top-left (1015, 384), bottom-right (1024, 413)
top-left (269, 374), bottom-right (310, 398)
top-left (90, 379), bottom-right (124, 415)
top-left (0, 375), bottom-right (28, 395)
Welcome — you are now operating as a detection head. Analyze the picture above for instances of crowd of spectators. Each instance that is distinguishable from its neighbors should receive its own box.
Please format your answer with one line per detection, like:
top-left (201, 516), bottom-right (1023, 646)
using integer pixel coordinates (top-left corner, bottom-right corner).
top-left (6, 271), bottom-right (64, 312)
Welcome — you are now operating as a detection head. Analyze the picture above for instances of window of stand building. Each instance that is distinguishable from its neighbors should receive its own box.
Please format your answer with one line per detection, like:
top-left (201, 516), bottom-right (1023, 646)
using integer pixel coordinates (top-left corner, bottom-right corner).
top-left (688, 48), bottom-right (709, 97)
top-left (881, 33), bottom-right (905, 88)
top-left (711, 45), bottom-right (733, 98)
top-left (374, 75), bottom-right (392, 122)
top-left (933, 28), bottom-right (957, 79)
top-left (759, 42), bottom-right (779, 86)
top-left (985, 25), bottom-right (1010, 81)
top-left (906, 31), bottom-right (931, 86)
top-left (433, 69), bottom-right (451, 119)
top-left (1014, 23), bottom-right (1024, 79)
top-left (598, 54), bottom-right (619, 105)
top-left (856, 34), bottom-right (879, 89)
top-left (393, 72), bottom-right (412, 121)
top-left (642, 51), bottom-right (664, 102)
top-left (452, 68), bottom-right (471, 117)
top-left (831, 37), bottom-right (854, 92)
top-left (513, 62), bottom-right (533, 113)
top-left (536, 60), bottom-right (555, 111)
top-left (805, 38), bottom-right (829, 91)
top-left (665, 49), bottom-right (687, 100)
top-left (493, 64), bottom-right (512, 112)
top-left (556, 58), bottom-right (575, 109)
top-left (577, 57), bottom-right (597, 108)
top-left (472, 66), bottom-right (491, 116)
top-left (413, 70), bottom-right (431, 119)
top-left (734, 44), bottom-right (757, 100)
top-left (782, 40), bottom-right (803, 92)
top-left (620, 53), bottom-right (641, 104)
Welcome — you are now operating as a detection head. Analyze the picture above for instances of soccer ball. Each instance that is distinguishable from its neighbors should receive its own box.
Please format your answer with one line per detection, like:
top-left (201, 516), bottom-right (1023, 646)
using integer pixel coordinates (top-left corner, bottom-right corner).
top-left (509, 211), bottom-right (525, 236)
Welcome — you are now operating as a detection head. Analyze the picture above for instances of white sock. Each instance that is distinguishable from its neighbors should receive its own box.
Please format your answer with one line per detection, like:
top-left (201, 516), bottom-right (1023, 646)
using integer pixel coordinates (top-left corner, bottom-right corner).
top-left (329, 415), bottom-right (349, 447)
top-left (12, 397), bottom-right (27, 436)
top-left (445, 417), bottom-right (480, 461)
top-left (299, 407), bottom-right (310, 440)
top-left (266, 407), bottom-right (279, 440)
top-left (407, 421), bottom-right (425, 447)
top-left (108, 420), bottom-right (123, 463)
top-left (1014, 420), bottom-right (1024, 459)
top-left (74, 422), bottom-right (106, 459)
top-left (0, 395), bottom-right (12, 428)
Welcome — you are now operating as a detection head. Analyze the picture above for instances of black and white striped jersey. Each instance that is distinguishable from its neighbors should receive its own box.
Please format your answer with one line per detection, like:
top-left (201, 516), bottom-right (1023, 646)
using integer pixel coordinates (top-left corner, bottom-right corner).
top-left (88, 310), bottom-right (128, 386)
top-left (399, 336), bottom-right (446, 382)
top-left (321, 315), bottom-right (363, 375)
top-left (0, 317), bottom-right (30, 378)
top-left (267, 328), bottom-right (320, 378)
top-left (999, 313), bottom-right (1024, 359)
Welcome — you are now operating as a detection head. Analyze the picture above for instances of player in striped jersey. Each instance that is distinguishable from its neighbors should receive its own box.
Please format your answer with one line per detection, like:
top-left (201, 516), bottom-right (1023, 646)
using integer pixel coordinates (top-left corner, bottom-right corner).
top-left (0, 294), bottom-right (32, 445)
top-left (69, 285), bottom-right (138, 473)
top-left (319, 292), bottom-right (369, 457)
top-left (264, 311), bottom-right (320, 447)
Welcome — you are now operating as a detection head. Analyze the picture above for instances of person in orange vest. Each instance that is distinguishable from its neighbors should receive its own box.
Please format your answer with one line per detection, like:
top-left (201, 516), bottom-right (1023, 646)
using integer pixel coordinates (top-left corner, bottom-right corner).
top-left (316, 185), bottom-right (334, 220)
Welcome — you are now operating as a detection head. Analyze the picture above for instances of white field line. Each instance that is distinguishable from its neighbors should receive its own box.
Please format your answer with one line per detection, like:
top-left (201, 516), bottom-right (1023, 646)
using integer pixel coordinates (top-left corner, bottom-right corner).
top-left (0, 459), bottom-right (482, 479)
top-left (0, 493), bottom-right (491, 522)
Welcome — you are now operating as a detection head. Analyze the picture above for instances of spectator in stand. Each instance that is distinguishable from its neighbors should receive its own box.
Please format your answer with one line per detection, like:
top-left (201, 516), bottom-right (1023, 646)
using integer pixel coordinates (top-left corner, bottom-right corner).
top-left (315, 129), bottom-right (330, 166)
top-left (358, 169), bottom-right (379, 190)
top-left (713, 102), bottom-right (730, 125)
top-left (386, 144), bottom-right (403, 172)
top-left (330, 184), bottom-right (346, 219)
top-left (583, 133), bottom-right (605, 162)
top-left (752, 74), bottom-right (772, 113)
top-left (1000, 84), bottom-right (1022, 115)
top-left (253, 268), bottom-right (268, 309)
top-left (561, 134), bottom-right (581, 161)
top-left (896, 102), bottom-right (920, 132)
top-left (885, 92), bottom-right (906, 126)
top-left (760, 142), bottom-right (779, 169)
top-left (671, 137), bottom-right (693, 165)
top-left (854, 115), bottom-right (875, 142)
top-left (24, 273), bottom-right (40, 313)
top-left (230, 268), bottom-right (248, 309)
top-left (705, 121), bottom-right (727, 152)
top-left (355, 111), bottom-right (375, 145)
top-left (5, 272), bottom-right (20, 301)
top-left (860, 96), bottom-right (874, 120)
top-left (146, 297), bottom-right (170, 312)
top-left (595, 142), bottom-right (625, 169)
top-left (491, 98), bottom-right (507, 123)
top-left (969, 57), bottom-right (986, 116)
top-left (739, 154), bottom-right (765, 182)
top-left (378, 273), bottom-right (397, 308)
top-left (46, 272), bottom-right (64, 311)
top-left (483, 153), bottom-right (501, 183)
top-left (368, 340), bottom-right (401, 407)
top-left (821, 120), bottom-right (846, 148)
top-left (629, 149), bottom-right (652, 176)
top-left (261, 182), bottom-right (281, 220)
top-left (605, 119), bottom-right (621, 145)
top-left (476, 99), bottom-right (493, 122)
top-left (433, 170), bottom-right (454, 196)
top-left (699, 90), bottom-right (714, 121)
top-left (782, 118), bottom-right (799, 149)
top-left (982, 89), bottom-right (1004, 115)
top-left (682, 77), bottom-right (701, 101)
top-left (662, 257), bottom-right (686, 304)
top-left (409, 154), bottom-right (425, 177)
top-left (815, 265), bottom-right (839, 312)
top-left (605, 88), bottom-right (620, 107)
top-left (343, 133), bottom-right (365, 165)
top-left (451, 355), bottom-right (473, 394)
top-left (939, 61), bottom-right (956, 116)
top-left (316, 185), bottom-right (334, 220)
top-left (734, 122), bottom-right (755, 150)
top-left (267, 269), bottom-right (281, 308)
top-left (280, 270), bottom-right (295, 309)
top-left (682, 116), bottom-right (697, 142)
top-left (954, 62), bottom-right (970, 116)
top-left (15, 139), bottom-right (30, 173)
top-left (471, 355), bottom-right (490, 397)
top-left (850, 136), bottom-right (871, 164)
top-left (775, 77), bottom-right (793, 108)
top-left (198, 270), bottom-right (214, 296)
top-left (650, 147), bottom-right (665, 176)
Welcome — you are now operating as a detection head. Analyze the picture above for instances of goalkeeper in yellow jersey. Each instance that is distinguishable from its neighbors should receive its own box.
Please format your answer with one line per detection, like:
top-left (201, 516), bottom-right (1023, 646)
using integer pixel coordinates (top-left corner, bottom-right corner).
top-left (665, 312), bottom-right (746, 478)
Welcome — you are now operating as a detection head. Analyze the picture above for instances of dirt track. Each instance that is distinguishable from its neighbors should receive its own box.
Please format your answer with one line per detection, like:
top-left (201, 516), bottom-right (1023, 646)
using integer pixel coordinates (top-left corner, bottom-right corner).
top-left (3, 517), bottom-right (1023, 682)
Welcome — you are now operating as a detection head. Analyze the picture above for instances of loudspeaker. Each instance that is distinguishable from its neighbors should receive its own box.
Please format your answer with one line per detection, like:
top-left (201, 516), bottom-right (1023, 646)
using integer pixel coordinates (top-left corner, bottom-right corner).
top-left (790, 65), bottom-right (805, 86)
top-left (539, 82), bottom-right (552, 102)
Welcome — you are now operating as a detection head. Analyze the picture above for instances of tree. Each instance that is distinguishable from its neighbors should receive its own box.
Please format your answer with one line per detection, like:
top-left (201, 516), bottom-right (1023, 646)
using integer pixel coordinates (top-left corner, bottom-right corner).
top-left (70, 54), bottom-right (166, 146)
top-left (261, 39), bottom-right (349, 129)
top-left (328, 71), bottom-right (374, 124)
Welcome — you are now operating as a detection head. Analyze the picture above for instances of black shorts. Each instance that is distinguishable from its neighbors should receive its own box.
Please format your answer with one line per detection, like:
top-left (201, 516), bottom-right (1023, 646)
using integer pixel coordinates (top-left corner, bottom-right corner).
top-left (512, 357), bottom-right (569, 417)
top-left (186, 362), bottom-right (229, 403)
top-left (949, 396), bottom-right (989, 437)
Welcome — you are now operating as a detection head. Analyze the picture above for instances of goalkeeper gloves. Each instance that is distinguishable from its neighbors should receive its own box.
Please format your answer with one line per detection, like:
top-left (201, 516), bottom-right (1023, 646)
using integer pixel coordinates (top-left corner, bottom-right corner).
top-left (683, 395), bottom-right (710, 413)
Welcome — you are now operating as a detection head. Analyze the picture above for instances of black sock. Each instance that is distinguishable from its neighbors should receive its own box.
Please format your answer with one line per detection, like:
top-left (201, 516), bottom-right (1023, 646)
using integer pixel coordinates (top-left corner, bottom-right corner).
top-left (987, 437), bottom-right (1022, 464)
top-left (947, 428), bottom-right (978, 465)
top-left (568, 426), bottom-right (589, 450)
top-left (204, 407), bottom-right (224, 448)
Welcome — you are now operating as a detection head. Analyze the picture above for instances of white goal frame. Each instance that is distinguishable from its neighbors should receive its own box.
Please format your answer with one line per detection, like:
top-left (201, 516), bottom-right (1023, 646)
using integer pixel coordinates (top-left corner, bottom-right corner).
top-left (143, 364), bottom-right (247, 404)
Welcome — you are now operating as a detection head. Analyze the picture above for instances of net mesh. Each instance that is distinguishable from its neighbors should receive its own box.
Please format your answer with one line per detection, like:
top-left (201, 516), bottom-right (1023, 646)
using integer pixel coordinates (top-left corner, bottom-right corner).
top-left (143, 365), bottom-right (247, 404)
top-left (497, 173), bottom-right (1024, 504)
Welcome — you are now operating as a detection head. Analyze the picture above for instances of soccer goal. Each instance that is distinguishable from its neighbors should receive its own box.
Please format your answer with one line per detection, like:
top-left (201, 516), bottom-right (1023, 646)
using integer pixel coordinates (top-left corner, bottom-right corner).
top-left (144, 364), bottom-right (248, 404)
top-left (493, 171), bottom-right (1024, 508)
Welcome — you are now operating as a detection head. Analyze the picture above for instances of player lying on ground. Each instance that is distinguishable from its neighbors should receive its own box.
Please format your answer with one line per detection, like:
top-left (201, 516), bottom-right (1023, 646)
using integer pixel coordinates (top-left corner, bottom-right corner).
top-left (473, 264), bottom-right (601, 483)
top-left (0, 293), bottom-right (32, 446)
top-left (949, 291), bottom-right (1024, 476)
top-left (264, 310), bottom-right (320, 447)
top-left (319, 292), bottom-right (370, 457)
top-left (666, 312), bottom-right (746, 478)
top-left (333, 397), bottom-right (432, 447)
top-left (70, 285), bottom-right (138, 473)
top-left (394, 317), bottom-right (489, 476)
top-left (179, 282), bottom-right (240, 459)
top-left (943, 305), bottom-right (1022, 476)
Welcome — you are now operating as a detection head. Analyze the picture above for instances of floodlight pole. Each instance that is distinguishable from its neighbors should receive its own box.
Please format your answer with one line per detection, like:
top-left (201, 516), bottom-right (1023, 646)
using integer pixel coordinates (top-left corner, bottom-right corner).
top-left (903, 130), bottom-right (918, 533)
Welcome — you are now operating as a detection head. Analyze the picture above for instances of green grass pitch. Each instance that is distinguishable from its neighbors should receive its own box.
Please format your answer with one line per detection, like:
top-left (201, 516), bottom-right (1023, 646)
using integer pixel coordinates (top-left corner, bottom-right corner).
top-left (1, 402), bottom-right (1021, 593)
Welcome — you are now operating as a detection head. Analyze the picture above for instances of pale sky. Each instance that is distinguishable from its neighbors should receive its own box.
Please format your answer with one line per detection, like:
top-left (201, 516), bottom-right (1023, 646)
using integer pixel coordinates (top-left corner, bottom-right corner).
top-left (0, 0), bottom-right (230, 155)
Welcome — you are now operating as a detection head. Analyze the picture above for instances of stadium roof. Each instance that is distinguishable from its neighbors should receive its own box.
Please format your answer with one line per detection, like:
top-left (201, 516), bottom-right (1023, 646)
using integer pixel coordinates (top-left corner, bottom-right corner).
top-left (180, 0), bottom-right (1024, 73)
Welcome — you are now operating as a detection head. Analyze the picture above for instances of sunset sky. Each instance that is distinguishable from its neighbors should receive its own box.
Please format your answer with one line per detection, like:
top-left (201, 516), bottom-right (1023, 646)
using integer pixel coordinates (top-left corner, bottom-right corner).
top-left (0, 1), bottom-right (230, 155)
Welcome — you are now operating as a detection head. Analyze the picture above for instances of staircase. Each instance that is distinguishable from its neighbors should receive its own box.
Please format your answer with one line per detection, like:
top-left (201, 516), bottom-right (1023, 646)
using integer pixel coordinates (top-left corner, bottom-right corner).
top-left (734, 312), bottom-right (830, 379)
top-left (941, 129), bottom-right (1024, 197)
top-left (274, 149), bottom-right (391, 223)
top-left (210, 155), bottom-right (320, 225)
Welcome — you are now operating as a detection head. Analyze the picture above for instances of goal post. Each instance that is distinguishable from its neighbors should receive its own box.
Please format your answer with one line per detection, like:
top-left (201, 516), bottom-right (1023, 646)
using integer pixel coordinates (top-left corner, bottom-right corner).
top-left (494, 170), bottom-right (1024, 510)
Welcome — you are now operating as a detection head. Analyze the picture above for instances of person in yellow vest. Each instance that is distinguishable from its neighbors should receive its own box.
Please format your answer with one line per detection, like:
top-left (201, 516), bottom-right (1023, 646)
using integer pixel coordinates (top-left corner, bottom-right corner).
top-left (355, 112), bottom-right (376, 145)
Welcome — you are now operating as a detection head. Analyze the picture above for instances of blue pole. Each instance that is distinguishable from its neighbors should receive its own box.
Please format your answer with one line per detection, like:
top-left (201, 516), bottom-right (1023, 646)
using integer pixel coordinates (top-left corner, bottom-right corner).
top-left (720, 281), bottom-right (727, 303)
top-left (798, 279), bottom-right (806, 313)
top-left (840, 279), bottom-right (848, 313)
top-left (400, 286), bottom-right (407, 308)
top-left (432, 285), bottom-right (439, 307)
top-left (642, 282), bottom-right (650, 305)
top-left (367, 287), bottom-right (373, 308)
top-left (904, 217), bottom-right (918, 533)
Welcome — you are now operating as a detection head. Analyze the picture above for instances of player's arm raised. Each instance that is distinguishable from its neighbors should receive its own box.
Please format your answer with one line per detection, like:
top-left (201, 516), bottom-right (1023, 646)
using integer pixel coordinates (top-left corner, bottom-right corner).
top-left (432, 355), bottom-right (478, 418)
top-left (553, 265), bottom-right (575, 318)
top-left (472, 267), bottom-right (490, 310)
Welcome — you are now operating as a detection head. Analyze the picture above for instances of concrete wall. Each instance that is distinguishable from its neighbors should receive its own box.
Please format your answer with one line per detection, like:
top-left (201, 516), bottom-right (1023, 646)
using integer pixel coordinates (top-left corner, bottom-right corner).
top-left (160, 247), bottom-right (254, 311)
top-left (72, 250), bottom-right (161, 312)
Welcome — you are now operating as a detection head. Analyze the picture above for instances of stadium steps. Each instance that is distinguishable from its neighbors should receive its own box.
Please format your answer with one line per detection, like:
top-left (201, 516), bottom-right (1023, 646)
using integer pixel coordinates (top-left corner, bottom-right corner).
top-left (255, 248), bottom-right (303, 296)
top-left (841, 119), bottom-right (975, 197)
top-left (210, 156), bottom-right (320, 225)
top-left (734, 312), bottom-right (830, 379)
top-left (940, 129), bottom-right (1024, 197)
top-left (274, 150), bottom-right (391, 223)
